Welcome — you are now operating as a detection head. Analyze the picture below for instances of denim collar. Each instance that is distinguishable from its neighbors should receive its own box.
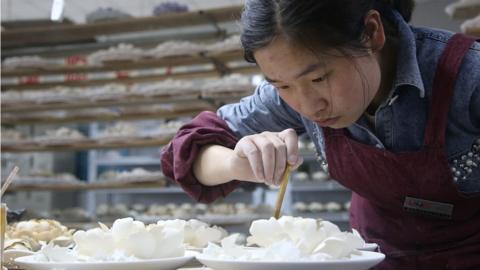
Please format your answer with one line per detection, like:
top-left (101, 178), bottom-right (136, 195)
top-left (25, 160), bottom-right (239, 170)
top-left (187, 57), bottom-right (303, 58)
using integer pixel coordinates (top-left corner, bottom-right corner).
top-left (389, 10), bottom-right (426, 98)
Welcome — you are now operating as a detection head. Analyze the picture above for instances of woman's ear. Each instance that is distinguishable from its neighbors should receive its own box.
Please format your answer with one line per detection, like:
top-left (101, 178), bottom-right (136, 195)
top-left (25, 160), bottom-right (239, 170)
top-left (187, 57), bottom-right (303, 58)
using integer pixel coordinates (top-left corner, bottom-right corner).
top-left (363, 10), bottom-right (386, 52)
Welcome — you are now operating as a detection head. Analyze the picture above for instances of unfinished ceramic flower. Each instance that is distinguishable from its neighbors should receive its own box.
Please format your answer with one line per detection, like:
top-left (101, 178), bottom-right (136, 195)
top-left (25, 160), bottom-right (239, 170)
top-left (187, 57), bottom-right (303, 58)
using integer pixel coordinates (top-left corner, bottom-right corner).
top-left (221, 216), bottom-right (367, 261)
top-left (73, 228), bottom-right (116, 258)
top-left (148, 224), bottom-right (185, 258)
top-left (183, 219), bottom-right (227, 248)
top-left (40, 217), bottom-right (187, 262)
top-left (40, 243), bottom-right (79, 262)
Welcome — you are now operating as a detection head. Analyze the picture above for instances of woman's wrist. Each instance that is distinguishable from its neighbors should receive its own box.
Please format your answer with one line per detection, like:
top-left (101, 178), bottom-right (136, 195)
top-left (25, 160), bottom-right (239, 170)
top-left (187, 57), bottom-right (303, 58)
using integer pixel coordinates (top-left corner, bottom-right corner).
top-left (193, 145), bottom-right (239, 186)
top-left (227, 151), bottom-right (258, 183)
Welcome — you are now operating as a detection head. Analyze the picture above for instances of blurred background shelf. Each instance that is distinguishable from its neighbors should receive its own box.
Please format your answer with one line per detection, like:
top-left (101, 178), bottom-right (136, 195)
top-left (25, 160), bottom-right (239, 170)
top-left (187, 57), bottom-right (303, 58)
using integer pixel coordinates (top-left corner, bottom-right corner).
top-left (290, 182), bottom-right (349, 192)
top-left (293, 212), bottom-right (350, 223)
top-left (1, 65), bottom-right (259, 91)
top-left (1, 50), bottom-right (245, 77)
top-left (1, 135), bottom-right (174, 152)
top-left (1, 6), bottom-right (243, 48)
top-left (8, 181), bottom-right (169, 192)
top-left (96, 157), bottom-right (161, 167)
top-left (1, 105), bottom-right (213, 125)
top-left (0, 2), bottom-right (263, 238)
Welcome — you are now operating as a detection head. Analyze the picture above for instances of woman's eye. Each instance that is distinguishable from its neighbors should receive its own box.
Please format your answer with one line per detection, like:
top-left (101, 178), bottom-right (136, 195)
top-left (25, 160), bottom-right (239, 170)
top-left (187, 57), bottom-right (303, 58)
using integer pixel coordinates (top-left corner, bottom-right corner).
top-left (278, 86), bottom-right (290, 90)
top-left (312, 76), bottom-right (326, 83)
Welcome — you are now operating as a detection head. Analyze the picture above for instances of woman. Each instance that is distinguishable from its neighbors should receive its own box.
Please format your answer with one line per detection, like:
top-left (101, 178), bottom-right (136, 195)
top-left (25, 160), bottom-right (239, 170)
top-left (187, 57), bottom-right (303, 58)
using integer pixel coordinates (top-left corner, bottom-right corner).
top-left (161, 0), bottom-right (480, 269)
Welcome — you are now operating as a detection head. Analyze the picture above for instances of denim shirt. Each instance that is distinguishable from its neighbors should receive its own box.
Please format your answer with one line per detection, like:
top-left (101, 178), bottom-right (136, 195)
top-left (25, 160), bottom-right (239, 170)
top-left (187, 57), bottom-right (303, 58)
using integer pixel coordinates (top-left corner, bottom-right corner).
top-left (217, 13), bottom-right (480, 194)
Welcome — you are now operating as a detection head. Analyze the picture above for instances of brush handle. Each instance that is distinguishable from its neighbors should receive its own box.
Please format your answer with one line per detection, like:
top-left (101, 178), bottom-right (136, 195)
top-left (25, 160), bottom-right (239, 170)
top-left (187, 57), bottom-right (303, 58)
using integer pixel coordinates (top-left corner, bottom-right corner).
top-left (1, 166), bottom-right (19, 198)
top-left (273, 165), bottom-right (291, 219)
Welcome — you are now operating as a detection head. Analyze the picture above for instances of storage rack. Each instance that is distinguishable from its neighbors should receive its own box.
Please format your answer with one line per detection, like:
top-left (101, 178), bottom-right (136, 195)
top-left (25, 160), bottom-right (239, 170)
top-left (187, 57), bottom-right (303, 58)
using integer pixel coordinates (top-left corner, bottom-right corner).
top-left (1, 6), bottom-right (263, 232)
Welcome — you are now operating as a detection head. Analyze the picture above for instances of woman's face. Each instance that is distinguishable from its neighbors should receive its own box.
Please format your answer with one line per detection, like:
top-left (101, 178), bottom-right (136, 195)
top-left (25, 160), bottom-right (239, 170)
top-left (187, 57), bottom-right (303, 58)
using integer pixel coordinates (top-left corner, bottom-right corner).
top-left (254, 36), bottom-right (382, 128)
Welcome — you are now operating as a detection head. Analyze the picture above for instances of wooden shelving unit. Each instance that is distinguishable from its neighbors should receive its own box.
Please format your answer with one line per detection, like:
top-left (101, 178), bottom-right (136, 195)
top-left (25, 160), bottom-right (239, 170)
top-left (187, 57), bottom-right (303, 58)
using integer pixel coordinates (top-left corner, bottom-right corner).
top-left (1, 103), bottom-right (214, 125)
top-left (1, 50), bottom-right (245, 78)
top-left (8, 181), bottom-right (170, 192)
top-left (2, 93), bottom-right (201, 112)
top-left (2, 90), bottom-right (250, 113)
top-left (290, 181), bottom-right (348, 192)
top-left (1, 4), bottom-right (263, 224)
top-left (0, 7), bottom-right (257, 125)
top-left (1, 65), bottom-right (258, 91)
top-left (1, 135), bottom-right (174, 153)
top-left (1, 6), bottom-right (243, 48)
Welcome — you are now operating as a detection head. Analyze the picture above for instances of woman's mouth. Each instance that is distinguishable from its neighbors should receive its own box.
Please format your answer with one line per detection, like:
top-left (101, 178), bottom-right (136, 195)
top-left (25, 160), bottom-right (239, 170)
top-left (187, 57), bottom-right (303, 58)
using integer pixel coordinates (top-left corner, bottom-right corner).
top-left (314, 116), bottom-right (340, 127)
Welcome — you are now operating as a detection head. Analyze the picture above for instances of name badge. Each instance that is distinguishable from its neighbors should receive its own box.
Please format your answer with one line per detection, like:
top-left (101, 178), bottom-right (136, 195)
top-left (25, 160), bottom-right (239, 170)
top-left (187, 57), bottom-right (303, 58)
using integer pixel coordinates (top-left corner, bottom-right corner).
top-left (403, 196), bottom-right (454, 220)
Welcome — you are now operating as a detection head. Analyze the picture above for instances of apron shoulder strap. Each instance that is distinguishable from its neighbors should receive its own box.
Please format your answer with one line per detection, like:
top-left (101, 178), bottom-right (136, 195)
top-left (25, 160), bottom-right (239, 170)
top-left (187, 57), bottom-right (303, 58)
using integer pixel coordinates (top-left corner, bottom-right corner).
top-left (423, 33), bottom-right (476, 147)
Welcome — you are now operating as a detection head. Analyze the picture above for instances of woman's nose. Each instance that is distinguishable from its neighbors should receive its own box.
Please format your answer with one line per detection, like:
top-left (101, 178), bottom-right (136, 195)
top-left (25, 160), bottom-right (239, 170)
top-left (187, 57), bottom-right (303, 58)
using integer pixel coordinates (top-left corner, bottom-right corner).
top-left (297, 87), bottom-right (328, 113)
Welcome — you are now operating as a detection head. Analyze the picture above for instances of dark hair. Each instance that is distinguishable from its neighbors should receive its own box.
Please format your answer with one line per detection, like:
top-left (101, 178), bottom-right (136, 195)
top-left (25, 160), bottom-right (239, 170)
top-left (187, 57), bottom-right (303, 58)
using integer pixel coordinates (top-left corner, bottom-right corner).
top-left (241, 0), bottom-right (415, 63)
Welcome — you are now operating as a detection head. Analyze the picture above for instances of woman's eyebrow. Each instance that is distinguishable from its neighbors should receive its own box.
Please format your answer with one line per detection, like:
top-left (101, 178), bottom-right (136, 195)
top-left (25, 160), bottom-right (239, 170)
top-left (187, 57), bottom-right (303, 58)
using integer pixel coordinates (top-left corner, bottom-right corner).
top-left (264, 63), bottom-right (324, 83)
top-left (294, 63), bottom-right (323, 79)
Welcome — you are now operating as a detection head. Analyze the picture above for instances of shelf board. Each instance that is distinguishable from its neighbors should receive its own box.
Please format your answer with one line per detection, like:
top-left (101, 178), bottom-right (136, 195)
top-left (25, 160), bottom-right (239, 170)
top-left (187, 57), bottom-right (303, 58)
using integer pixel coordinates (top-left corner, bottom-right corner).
top-left (1, 65), bottom-right (259, 91)
top-left (8, 181), bottom-right (171, 192)
top-left (293, 211), bottom-right (350, 223)
top-left (1, 135), bottom-right (174, 153)
top-left (7, 185), bottom-right (251, 195)
top-left (1, 50), bottom-right (245, 77)
top-left (94, 186), bottom-right (185, 194)
top-left (1, 18), bottom-right (75, 29)
top-left (2, 30), bottom-right (226, 58)
top-left (2, 89), bottom-right (251, 113)
top-left (96, 157), bottom-right (161, 166)
top-left (290, 182), bottom-right (349, 192)
top-left (1, 6), bottom-right (243, 48)
top-left (2, 93), bottom-right (200, 112)
top-left (1, 104), bottom-right (213, 124)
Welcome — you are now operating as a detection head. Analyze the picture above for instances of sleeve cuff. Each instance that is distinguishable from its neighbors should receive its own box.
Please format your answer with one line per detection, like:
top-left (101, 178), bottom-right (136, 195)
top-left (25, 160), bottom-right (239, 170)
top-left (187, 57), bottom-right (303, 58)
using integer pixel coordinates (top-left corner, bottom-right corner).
top-left (160, 111), bottom-right (242, 203)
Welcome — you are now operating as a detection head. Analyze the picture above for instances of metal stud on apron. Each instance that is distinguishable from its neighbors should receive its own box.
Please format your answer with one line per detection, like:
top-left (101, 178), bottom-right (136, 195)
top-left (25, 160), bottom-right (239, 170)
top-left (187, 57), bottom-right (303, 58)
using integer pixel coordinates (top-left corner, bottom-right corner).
top-left (323, 33), bottom-right (480, 270)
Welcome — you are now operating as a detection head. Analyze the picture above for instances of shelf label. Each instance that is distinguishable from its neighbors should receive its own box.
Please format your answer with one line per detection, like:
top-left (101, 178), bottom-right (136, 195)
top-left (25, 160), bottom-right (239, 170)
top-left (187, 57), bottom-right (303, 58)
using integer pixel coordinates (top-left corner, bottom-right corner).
top-left (65, 73), bottom-right (87, 81)
top-left (116, 71), bottom-right (130, 79)
top-left (19, 75), bottom-right (40, 85)
top-left (65, 55), bottom-right (87, 66)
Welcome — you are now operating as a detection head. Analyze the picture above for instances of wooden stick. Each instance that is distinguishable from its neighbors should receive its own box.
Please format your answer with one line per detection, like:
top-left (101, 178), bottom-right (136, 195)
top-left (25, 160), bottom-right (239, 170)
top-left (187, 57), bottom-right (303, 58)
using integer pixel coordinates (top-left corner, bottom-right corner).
top-left (1, 166), bottom-right (19, 197)
top-left (273, 165), bottom-right (291, 219)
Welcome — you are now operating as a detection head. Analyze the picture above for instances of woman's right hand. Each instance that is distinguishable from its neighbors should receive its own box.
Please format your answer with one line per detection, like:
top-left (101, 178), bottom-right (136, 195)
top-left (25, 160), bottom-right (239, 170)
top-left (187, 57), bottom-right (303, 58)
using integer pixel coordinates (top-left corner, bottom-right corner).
top-left (229, 128), bottom-right (303, 186)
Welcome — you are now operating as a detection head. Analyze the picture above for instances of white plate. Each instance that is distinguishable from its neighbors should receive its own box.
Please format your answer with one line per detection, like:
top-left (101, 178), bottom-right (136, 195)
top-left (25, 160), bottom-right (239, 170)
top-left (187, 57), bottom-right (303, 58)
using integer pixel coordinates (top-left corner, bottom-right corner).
top-left (191, 244), bottom-right (379, 253)
top-left (196, 251), bottom-right (385, 270)
top-left (358, 243), bottom-right (378, 251)
top-left (15, 252), bottom-right (196, 270)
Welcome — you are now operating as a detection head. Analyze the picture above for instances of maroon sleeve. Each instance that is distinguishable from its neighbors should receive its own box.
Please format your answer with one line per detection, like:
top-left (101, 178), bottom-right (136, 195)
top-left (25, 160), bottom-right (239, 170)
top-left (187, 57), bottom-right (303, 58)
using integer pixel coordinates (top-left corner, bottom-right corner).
top-left (160, 111), bottom-right (242, 203)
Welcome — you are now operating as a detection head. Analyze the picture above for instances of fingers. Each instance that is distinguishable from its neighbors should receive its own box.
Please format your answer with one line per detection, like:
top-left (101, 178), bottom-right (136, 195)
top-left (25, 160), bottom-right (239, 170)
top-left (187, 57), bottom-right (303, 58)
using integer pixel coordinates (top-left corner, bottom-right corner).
top-left (237, 136), bottom-right (265, 181)
top-left (278, 128), bottom-right (300, 165)
top-left (292, 156), bottom-right (304, 170)
top-left (255, 135), bottom-right (277, 185)
top-left (244, 133), bottom-right (281, 185)
top-left (263, 133), bottom-right (287, 185)
top-left (249, 132), bottom-right (286, 185)
top-left (235, 129), bottom-right (300, 186)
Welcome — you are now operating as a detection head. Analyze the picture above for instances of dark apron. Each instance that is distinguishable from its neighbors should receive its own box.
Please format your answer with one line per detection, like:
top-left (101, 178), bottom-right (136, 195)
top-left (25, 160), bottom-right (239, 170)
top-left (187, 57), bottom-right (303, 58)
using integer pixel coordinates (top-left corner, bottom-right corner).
top-left (323, 33), bottom-right (480, 270)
